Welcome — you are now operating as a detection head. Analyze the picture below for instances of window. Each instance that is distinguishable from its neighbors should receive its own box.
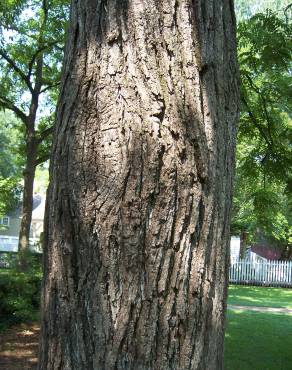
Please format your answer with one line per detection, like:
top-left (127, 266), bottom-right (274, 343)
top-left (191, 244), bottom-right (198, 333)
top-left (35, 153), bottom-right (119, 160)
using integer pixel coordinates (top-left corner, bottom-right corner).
top-left (0, 216), bottom-right (10, 227)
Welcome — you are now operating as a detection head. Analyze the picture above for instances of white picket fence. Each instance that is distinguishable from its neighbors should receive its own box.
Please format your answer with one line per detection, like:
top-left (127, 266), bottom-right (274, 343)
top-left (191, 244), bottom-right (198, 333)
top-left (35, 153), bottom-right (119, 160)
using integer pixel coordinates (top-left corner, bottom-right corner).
top-left (229, 260), bottom-right (292, 287)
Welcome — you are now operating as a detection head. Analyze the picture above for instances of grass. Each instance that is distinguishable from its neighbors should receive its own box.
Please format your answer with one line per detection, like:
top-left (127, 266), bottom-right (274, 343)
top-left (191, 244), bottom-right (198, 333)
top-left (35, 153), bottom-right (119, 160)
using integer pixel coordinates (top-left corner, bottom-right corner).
top-left (228, 284), bottom-right (292, 309)
top-left (225, 310), bottom-right (292, 370)
top-left (1, 270), bottom-right (292, 369)
top-left (225, 285), bottom-right (292, 369)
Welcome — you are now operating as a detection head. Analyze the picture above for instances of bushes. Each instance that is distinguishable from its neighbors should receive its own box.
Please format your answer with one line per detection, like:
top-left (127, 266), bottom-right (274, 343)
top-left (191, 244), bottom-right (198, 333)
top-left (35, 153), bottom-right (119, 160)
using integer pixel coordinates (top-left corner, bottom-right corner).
top-left (0, 254), bottom-right (42, 331)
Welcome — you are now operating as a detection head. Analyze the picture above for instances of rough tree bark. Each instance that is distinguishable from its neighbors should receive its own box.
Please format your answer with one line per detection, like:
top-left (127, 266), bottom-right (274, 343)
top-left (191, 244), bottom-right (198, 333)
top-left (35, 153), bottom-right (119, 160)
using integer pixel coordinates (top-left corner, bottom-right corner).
top-left (39, 1), bottom-right (239, 369)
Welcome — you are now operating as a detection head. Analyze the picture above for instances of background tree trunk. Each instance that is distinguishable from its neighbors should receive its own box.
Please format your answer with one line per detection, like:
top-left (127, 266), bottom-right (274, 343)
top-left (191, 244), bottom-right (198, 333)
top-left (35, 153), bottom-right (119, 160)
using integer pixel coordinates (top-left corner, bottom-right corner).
top-left (239, 230), bottom-right (248, 259)
top-left (18, 135), bottom-right (37, 265)
top-left (39, 1), bottom-right (239, 369)
top-left (18, 55), bottom-right (43, 261)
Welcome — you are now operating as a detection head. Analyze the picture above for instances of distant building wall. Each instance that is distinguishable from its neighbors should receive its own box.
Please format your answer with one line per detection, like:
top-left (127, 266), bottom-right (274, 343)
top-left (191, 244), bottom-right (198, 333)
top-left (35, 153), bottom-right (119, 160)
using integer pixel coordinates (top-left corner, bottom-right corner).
top-left (230, 236), bottom-right (240, 261)
top-left (0, 235), bottom-right (41, 253)
top-left (0, 194), bottom-right (45, 241)
top-left (0, 217), bottom-right (21, 237)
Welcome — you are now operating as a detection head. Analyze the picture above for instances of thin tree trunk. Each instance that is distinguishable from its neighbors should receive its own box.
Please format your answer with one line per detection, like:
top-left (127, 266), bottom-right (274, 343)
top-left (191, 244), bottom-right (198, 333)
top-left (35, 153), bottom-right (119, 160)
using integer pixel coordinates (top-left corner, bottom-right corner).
top-left (239, 230), bottom-right (248, 259)
top-left (281, 245), bottom-right (292, 260)
top-left (18, 54), bottom-right (43, 260)
top-left (39, 1), bottom-right (239, 369)
top-left (18, 136), bottom-right (37, 255)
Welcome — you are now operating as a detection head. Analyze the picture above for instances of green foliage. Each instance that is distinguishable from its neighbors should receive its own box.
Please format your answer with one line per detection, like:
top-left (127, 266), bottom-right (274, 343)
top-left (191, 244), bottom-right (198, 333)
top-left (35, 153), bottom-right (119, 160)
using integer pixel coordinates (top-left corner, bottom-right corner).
top-left (235, 0), bottom-right (291, 21)
top-left (0, 177), bottom-right (22, 218)
top-left (0, 255), bottom-right (42, 331)
top-left (0, 0), bottom-right (68, 108)
top-left (237, 10), bottom-right (292, 184)
top-left (0, 110), bottom-right (23, 176)
top-left (0, 1), bottom-right (69, 247)
top-left (0, 0), bottom-right (69, 162)
top-left (232, 8), bottom-right (292, 249)
top-left (0, 1), bottom-right (27, 27)
top-left (0, 111), bottom-right (22, 217)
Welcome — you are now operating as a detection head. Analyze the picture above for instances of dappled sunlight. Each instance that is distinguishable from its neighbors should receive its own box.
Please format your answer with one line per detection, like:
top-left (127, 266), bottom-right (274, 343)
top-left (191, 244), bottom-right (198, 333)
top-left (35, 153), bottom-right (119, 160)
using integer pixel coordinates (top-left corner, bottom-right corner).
top-left (228, 285), bottom-right (292, 309)
top-left (0, 323), bottom-right (39, 370)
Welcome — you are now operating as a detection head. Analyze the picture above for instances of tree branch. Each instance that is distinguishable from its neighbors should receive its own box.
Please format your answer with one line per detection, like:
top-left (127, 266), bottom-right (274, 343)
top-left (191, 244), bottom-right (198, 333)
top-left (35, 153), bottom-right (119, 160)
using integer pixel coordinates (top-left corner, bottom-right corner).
top-left (242, 72), bottom-right (274, 145)
top-left (40, 81), bottom-right (60, 94)
top-left (284, 3), bottom-right (292, 15)
top-left (0, 95), bottom-right (28, 125)
top-left (29, 0), bottom-right (49, 96)
top-left (0, 49), bottom-right (33, 93)
top-left (0, 22), bottom-right (39, 40)
top-left (36, 125), bottom-right (54, 144)
top-left (241, 96), bottom-right (274, 151)
top-left (28, 41), bottom-right (63, 80)
top-left (35, 153), bottom-right (50, 166)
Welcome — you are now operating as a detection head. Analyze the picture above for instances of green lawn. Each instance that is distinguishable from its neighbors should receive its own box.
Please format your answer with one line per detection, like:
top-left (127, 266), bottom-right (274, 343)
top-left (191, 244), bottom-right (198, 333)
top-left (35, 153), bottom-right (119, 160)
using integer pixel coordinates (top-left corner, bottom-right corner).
top-left (225, 285), bottom-right (292, 370)
top-left (228, 284), bottom-right (292, 309)
top-left (225, 310), bottom-right (292, 370)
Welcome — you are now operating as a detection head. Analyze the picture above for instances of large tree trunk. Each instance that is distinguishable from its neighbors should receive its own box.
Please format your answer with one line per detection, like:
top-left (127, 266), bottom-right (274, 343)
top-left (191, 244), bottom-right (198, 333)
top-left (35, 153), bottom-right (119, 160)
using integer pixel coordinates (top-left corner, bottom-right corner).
top-left (39, 1), bottom-right (239, 369)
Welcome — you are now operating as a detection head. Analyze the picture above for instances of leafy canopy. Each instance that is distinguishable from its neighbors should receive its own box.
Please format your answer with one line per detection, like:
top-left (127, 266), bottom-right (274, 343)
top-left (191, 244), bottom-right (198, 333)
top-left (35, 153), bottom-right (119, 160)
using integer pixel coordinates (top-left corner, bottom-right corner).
top-left (0, 111), bottom-right (23, 216)
top-left (0, 0), bottom-right (69, 162)
top-left (232, 7), bottom-right (292, 248)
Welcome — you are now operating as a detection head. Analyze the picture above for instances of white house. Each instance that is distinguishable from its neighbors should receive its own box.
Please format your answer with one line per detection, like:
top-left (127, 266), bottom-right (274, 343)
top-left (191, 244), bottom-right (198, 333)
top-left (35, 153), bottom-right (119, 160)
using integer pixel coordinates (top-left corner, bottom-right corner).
top-left (0, 194), bottom-right (45, 253)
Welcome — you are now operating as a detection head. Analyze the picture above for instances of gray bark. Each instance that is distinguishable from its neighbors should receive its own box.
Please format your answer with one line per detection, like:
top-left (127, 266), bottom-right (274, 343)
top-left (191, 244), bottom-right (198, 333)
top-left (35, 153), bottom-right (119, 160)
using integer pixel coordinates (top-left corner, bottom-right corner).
top-left (39, 1), bottom-right (239, 369)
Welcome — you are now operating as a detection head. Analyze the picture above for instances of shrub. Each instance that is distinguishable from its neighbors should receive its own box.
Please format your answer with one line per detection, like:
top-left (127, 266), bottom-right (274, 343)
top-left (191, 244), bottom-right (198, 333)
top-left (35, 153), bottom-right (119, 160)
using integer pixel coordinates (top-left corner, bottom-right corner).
top-left (0, 254), bottom-right (42, 331)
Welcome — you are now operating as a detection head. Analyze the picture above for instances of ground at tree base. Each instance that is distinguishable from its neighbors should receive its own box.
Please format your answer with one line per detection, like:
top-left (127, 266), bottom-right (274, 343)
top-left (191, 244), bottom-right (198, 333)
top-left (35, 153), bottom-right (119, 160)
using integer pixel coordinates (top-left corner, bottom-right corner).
top-left (1, 306), bottom-right (291, 370)
top-left (0, 322), bottom-right (39, 370)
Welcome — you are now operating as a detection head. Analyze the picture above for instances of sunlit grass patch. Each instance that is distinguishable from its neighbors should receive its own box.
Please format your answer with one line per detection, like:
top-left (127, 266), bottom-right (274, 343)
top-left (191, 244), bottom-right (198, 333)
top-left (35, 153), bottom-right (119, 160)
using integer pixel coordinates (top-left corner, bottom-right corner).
top-left (225, 309), bottom-right (292, 370)
top-left (228, 285), bottom-right (292, 309)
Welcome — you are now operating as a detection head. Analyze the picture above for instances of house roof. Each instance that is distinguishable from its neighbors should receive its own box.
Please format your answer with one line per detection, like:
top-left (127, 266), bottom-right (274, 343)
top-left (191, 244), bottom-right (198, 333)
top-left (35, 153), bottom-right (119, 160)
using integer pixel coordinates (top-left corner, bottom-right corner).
top-left (251, 244), bottom-right (283, 260)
